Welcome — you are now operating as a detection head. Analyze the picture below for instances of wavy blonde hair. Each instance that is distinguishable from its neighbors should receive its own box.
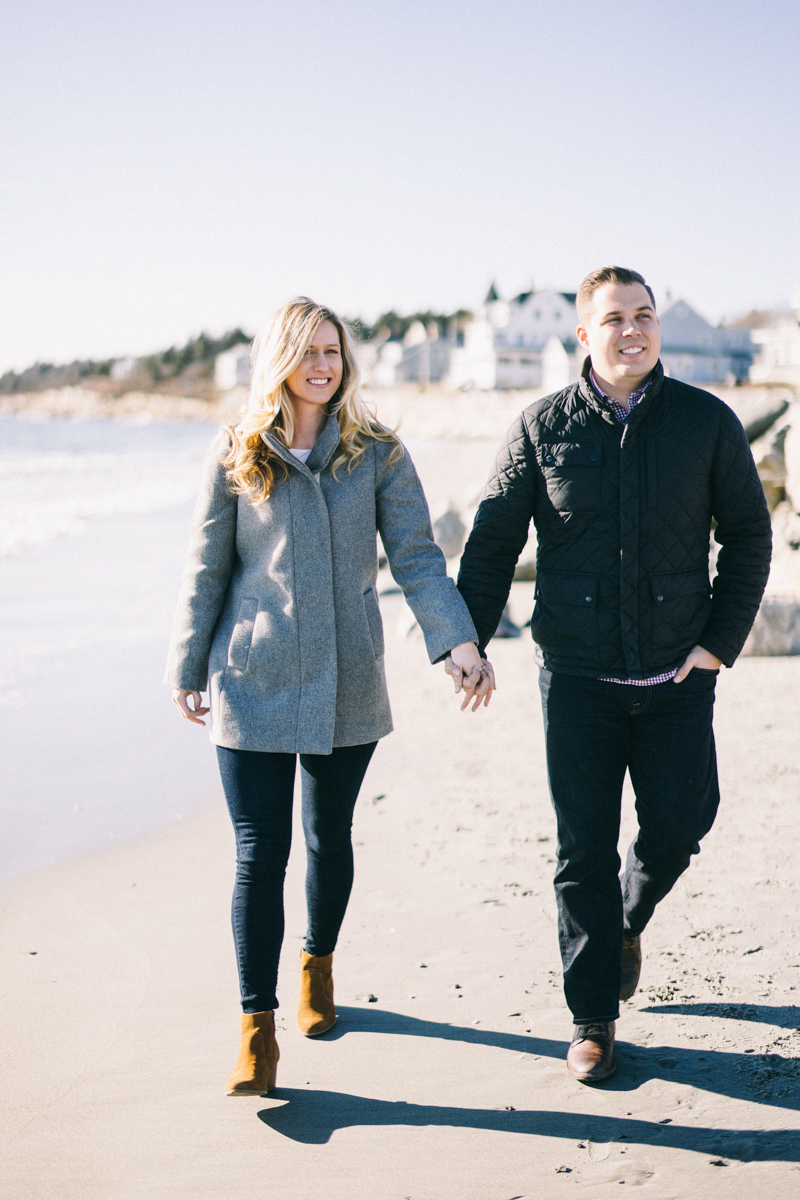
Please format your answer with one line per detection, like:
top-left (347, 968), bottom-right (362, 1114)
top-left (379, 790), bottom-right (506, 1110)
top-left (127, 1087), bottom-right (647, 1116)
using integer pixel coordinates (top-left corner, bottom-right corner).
top-left (221, 296), bottom-right (401, 503)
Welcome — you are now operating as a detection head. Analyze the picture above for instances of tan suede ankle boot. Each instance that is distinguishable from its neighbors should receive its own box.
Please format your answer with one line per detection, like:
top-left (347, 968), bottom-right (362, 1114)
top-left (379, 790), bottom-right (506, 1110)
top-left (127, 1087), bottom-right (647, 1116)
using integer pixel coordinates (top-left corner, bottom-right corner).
top-left (297, 950), bottom-right (336, 1036)
top-left (225, 1011), bottom-right (279, 1096)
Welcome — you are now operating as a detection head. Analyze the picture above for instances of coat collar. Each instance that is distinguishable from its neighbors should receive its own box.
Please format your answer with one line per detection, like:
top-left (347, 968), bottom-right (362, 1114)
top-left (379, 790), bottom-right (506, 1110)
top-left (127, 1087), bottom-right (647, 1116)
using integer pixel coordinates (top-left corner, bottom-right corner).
top-left (260, 413), bottom-right (342, 477)
top-left (577, 356), bottom-right (665, 420)
top-left (306, 413), bottom-right (342, 474)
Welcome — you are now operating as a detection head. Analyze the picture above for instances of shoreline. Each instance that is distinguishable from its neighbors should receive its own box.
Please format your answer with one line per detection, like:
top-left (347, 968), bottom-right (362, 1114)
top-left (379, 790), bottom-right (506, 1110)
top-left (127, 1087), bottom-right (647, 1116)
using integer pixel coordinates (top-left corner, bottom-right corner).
top-left (2, 380), bottom-right (795, 440)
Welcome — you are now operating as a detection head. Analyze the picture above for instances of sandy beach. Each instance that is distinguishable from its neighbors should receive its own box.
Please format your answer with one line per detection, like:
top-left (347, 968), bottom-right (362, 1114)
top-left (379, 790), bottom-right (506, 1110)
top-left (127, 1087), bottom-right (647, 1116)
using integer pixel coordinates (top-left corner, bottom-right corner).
top-left (1, 406), bottom-right (799, 1198)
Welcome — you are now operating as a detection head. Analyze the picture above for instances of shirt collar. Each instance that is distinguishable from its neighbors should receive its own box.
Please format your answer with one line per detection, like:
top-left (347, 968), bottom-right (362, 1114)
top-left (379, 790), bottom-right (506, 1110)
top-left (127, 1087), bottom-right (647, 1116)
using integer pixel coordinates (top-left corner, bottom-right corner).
top-left (588, 368), bottom-right (652, 422)
top-left (589, 369), bottom-right (650, 405)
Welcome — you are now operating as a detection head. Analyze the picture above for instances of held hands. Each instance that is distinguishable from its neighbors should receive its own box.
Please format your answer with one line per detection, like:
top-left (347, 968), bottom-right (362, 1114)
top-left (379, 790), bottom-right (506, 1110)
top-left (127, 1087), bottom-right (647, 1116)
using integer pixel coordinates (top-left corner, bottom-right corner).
top-left (673, 645), bottom-right (722, 683)
top-left (172, 689), bottom-right (210, 725)
top-left (444, 642), bottom-right (496, 711)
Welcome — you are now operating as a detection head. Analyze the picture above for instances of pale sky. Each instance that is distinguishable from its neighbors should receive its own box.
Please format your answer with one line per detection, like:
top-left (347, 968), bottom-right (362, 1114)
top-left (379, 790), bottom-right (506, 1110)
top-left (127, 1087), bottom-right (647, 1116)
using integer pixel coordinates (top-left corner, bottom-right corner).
top-left (1, 0), bottom-right (798, 373)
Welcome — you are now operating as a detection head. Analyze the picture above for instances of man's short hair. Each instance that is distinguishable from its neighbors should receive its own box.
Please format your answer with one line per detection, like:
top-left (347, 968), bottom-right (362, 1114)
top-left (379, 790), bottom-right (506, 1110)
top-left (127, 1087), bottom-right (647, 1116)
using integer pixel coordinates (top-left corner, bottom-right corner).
top-left (576, 266), bottom-right (656, 324)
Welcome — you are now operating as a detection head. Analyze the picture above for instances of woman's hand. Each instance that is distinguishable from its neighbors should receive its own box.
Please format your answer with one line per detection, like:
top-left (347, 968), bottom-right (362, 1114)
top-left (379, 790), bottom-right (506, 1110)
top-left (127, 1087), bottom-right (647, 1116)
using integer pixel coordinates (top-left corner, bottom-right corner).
top-left (445, 643), bottom-right (496, 711)
top-left (172, 689), bottom-right (210, 726)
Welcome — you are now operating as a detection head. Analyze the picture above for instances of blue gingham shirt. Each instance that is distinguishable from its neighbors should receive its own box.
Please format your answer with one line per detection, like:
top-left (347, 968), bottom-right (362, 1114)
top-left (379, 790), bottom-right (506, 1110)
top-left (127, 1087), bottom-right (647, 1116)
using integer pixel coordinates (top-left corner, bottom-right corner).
top-left (589, 369), bottom-right (677, 687)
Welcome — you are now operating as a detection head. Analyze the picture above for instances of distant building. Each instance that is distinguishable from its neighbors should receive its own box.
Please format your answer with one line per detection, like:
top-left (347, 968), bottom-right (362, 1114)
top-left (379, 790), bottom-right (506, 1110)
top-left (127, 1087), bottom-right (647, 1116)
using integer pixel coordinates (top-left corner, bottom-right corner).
top-left (359, 284), bottom-right (759, 393)
top-left (215, 343), bottom-right (251, 390)
top-left (658, 299), bottom-right (752, 384)
top-left (365, 339), bottom-right (403, 388)
top-left (396, 320), bottom-right (452, 385)
top-left (111, 357), bottom-right (139, 381)
top-left (748, 290), bottom-right (800, 387)
top-left (357, 321), bottom-right (452, 388)
top-left (445, 284), bottom-right (582, 391)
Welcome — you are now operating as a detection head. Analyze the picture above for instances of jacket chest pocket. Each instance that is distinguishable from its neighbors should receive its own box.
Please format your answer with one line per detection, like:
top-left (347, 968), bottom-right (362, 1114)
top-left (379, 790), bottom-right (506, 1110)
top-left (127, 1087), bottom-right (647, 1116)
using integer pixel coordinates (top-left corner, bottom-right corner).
top-left (540, 441), bottom-right (603, 512)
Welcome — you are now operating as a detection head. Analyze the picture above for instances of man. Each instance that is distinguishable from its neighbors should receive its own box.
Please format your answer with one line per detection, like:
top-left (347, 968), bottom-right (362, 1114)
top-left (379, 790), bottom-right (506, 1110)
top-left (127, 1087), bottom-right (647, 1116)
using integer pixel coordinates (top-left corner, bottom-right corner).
top-left (456, 266), bottom-right (771, 1082)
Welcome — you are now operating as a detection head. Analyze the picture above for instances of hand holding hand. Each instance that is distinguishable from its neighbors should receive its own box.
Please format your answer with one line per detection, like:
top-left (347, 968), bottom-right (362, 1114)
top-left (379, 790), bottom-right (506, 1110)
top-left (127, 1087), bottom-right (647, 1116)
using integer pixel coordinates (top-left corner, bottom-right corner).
top-left (172, 689), bottom-right (210, 725)
top-left (444, 642), bottom-right (496, 711)
top-left (673, 645), bottom-right (722, 683)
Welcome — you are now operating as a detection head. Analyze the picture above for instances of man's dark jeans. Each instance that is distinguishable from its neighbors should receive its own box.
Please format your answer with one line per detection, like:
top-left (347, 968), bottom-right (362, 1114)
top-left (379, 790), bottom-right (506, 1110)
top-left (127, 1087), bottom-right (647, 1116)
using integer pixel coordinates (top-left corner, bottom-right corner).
top-left (539, 668), bottom-right (720, 1024)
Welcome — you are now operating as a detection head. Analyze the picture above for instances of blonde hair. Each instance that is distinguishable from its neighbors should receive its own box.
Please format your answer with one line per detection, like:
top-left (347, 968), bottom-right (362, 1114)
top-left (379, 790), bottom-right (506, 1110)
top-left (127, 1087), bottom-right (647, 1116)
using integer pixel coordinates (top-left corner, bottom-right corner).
top-left (221, 297), bottom-right (402, 504)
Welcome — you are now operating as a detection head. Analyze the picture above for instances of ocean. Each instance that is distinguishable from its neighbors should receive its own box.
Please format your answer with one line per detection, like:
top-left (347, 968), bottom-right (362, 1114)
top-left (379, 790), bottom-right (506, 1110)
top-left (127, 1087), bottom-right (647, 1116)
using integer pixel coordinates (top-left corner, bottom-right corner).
top-left (0, 415), bottom-right (222, 881)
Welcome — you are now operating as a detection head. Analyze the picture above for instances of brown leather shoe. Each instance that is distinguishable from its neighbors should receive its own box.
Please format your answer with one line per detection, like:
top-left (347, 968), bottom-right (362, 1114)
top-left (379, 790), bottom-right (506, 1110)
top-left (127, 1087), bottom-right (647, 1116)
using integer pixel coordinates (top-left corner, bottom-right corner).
top-left (297, 950), bottom-right (336, 1036)
top-left (620, 934), bottom-right (642, 1001)
top-left (226, 1011), bottom-right (279, 1096)
top-left (566, 1021), bottom-right (616, 1083)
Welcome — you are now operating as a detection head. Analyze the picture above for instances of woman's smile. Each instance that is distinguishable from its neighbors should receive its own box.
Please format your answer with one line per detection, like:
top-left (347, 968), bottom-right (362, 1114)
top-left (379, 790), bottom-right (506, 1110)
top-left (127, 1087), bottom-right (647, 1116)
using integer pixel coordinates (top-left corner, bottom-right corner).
top-left (286, 320), bottom-right (344, 407)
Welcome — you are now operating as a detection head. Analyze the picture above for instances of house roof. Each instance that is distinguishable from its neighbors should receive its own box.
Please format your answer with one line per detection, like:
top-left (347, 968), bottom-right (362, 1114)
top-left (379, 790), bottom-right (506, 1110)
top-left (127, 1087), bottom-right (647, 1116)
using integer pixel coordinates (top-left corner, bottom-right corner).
top-left (728, 309), bottom-right (787, 330)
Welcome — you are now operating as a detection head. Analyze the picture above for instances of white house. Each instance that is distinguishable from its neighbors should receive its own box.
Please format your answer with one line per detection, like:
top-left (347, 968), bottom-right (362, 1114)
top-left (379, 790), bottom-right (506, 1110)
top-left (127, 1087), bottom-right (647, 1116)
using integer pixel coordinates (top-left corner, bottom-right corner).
top-left (357, 321), bottom-right (452, 388)
top-left (658, 299), bottom-right (752, 384)
top-left (749, 290), bottom-right (800, 388)
top-left (215, 343), bottom-right (252, 390)
top-left (110, 356), bottom-right (140, 381)
top-left (396, 321), bottom-right (452, 385)
top-left (445, 284), bottom-right (582, 391)
top-left (358, 285), bottom-right (759, 394)
top-left (367, 339), bottom-right (404, 388)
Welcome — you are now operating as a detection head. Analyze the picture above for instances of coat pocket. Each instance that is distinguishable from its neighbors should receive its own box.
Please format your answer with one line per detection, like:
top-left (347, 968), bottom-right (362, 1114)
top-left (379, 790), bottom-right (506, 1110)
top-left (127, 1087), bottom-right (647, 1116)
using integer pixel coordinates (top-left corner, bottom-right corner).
top-left (227, 597), bottom-right (259, 672)
top-left (539, 441), bottom-right (603, 513)
top-left (363, 587), bottom-right (385, 660)
top-left (650, 568), bottom-right (712, 647)
top-left (530, 570), bottom-right (599, 658)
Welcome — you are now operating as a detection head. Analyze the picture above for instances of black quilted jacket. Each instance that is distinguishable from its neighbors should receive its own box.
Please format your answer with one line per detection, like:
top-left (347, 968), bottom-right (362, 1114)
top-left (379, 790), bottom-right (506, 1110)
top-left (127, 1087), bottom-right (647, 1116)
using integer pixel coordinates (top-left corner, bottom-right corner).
top-left (457, 360), bottom-right (772, 678)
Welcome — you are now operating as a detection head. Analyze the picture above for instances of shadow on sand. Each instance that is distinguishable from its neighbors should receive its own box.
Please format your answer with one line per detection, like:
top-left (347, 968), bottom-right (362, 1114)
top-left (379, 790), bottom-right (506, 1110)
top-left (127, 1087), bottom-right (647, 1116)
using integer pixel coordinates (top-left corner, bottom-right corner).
top-left (640, 1002), bottom-right (800, 1031)
top-left (259, 1004), bottom-right (800, 1143)
top-left (258, 1087), bottom-right (800, 1160)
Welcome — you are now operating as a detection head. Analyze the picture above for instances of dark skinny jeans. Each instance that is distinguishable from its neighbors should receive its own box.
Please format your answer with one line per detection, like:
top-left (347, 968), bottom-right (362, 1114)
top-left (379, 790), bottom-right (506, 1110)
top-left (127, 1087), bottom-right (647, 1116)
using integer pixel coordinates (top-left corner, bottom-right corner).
top-left (216, 741), bottom-right (376, 1014)
top-left (539, 668), bottom-right (720, 1025)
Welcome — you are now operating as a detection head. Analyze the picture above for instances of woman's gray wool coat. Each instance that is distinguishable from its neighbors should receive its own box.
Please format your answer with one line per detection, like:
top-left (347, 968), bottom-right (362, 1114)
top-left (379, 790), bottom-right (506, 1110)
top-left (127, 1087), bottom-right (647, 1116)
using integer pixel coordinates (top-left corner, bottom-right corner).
top-left (165, 416), bottom-right (478, 754)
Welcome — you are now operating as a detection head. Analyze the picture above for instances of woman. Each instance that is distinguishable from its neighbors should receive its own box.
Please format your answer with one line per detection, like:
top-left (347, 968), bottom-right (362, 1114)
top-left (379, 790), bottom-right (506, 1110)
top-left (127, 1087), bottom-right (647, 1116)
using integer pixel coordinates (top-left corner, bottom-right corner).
top-left (166, 297), bottom-right (493, 1096)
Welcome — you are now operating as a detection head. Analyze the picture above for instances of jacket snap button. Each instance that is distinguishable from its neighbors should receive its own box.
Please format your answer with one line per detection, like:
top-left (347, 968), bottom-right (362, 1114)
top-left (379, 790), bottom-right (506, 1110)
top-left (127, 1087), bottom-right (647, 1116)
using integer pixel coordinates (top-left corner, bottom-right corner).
top-left (656, 594), bottom-right (664, 601)
top-left (545, 455), bottom-right (553, 463)
top-left (590, 454), bottom-right (597, 461)
top-left (585, 595), bottom-right (592, 602)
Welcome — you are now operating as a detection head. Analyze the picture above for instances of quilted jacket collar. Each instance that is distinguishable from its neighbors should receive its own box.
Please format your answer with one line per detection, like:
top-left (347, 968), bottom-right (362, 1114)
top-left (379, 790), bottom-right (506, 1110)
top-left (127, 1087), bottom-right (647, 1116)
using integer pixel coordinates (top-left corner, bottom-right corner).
top-left (578, 356), bottom-right (665, 425)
